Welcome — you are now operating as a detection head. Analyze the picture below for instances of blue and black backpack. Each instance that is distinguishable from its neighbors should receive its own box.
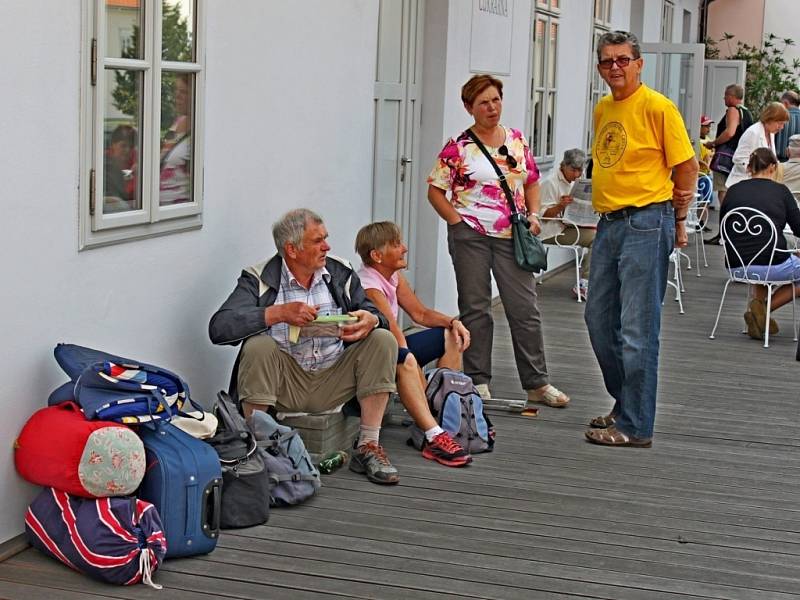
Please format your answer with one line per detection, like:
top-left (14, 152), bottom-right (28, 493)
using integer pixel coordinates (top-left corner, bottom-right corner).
top-left (409, 368), bottom-right (495, 454)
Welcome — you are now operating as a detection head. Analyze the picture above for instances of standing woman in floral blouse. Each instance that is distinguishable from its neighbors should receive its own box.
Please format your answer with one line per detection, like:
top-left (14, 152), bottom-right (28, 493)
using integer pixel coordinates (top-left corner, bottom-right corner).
top-left (427, 74), bottom-right (570, 411)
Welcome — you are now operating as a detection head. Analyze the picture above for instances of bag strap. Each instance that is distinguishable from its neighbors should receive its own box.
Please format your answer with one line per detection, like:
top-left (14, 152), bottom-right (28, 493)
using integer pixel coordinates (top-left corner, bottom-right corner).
top-left (255, 429), bottom-right (298, 451)
top-left (218, 436), bottom-right (259, 466)
top-left (269, 472), bottom-right (318, 484)
top-left (466, 128), bottom-right (519, 216)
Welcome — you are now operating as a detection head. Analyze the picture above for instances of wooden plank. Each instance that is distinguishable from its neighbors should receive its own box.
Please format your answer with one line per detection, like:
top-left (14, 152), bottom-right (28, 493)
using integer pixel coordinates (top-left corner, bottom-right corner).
top-left (307, 488), bottom-right (800, 573)
top-left (0, 550), bottom-right (351, 600)
top-left (0, 580), bottom-right (119, 600)
top-left (215, 534), bottom-right (728, 600)
top-left (250, 511), bottom-right (798, 598)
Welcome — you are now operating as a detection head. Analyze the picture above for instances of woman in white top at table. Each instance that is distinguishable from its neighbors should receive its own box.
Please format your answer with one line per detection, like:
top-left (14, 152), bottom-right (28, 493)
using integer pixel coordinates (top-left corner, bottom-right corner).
top-left (726, 102), bottom-right (789, 189)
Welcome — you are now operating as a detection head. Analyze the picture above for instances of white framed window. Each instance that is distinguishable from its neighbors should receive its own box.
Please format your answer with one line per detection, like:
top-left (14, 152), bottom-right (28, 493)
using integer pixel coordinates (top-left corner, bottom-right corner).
top-left (80, 0), bottom-right (205, 250)
top-left (585, 1), bottom-right (612, 150)
top-left (528, 1), bottom-right (560, 165)
top-left (593, 0), bottom-right (612, 27)
top-left (661, 1), bottom-right (674, 42)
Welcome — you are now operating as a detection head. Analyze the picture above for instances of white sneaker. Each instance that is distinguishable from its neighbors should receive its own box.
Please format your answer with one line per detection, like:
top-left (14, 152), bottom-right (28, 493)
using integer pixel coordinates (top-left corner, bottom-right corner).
top-left (475, 383), bottom-right (492, 401)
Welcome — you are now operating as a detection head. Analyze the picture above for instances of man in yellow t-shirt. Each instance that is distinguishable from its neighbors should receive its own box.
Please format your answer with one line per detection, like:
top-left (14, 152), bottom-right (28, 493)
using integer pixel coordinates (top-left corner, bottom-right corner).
top-left (584, 31), bottom-right (698, 449)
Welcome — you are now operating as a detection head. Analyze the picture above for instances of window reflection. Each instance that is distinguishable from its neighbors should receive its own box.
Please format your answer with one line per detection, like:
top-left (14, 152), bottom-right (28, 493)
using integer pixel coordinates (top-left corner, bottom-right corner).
top-left (103, 68), bottom-right (142, 214)
top-left (162, 0), bottom-right (195, 62)
top-left (106, 0), bottom-right (143, 60)
top-left (159, 72), bottom-right (194, 206)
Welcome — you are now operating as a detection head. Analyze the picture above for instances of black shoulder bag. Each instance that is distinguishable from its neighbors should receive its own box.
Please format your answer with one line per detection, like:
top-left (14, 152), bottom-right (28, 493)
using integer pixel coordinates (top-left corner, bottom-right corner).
top-left (466, 129), bottom-right (547, 273)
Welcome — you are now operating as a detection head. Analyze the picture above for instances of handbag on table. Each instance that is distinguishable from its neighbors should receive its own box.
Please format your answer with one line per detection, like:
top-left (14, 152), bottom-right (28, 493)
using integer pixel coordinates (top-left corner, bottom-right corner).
top-left (466, 129), bottom-right (548, 274)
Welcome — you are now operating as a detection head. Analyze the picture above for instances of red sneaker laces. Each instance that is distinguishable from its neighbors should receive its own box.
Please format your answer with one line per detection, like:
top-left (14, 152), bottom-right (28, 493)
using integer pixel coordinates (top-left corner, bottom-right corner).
top-left (433, 433), bottom-right (462, 454)
top-left (361, 442), bottom-right (390, 465)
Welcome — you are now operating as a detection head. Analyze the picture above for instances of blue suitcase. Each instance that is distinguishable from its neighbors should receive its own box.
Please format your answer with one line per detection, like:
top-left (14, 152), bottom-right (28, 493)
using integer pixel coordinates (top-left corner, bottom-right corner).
top-left (137, 421), bottom-right (222, 558)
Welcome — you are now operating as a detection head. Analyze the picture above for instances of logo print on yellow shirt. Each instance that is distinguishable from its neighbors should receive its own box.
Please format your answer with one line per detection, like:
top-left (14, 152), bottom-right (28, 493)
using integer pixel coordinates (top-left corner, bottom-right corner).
top-left (595, 121), bottom-right (627, 168)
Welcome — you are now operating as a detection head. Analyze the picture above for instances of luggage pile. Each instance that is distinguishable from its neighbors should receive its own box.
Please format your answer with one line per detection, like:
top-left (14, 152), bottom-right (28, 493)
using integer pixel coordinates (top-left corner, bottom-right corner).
top-left (14, 344), bottom-right (221, 589)
top-left (14, 343), bottom-right (322, 589)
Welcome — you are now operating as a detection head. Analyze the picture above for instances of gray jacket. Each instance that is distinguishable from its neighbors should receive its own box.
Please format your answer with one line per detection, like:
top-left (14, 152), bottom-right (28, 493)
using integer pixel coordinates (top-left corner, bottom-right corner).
top-left (208, 253), bottom-right (388, 398)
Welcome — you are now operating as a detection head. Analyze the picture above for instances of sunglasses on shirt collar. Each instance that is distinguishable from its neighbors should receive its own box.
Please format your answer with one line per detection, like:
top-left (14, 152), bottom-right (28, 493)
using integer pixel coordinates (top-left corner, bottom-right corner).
top-left (498, 145), bottom-right (517, 169)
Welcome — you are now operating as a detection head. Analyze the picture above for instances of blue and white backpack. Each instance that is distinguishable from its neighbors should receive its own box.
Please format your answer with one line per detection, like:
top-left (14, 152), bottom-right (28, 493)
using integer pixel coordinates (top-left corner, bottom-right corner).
top-left (409, 368), bottom-right (495, 454)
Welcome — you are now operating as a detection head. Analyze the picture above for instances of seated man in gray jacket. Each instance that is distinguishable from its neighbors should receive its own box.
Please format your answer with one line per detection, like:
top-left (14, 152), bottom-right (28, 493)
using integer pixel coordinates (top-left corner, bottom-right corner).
top-left (209, 208), bottom-right (400, 484)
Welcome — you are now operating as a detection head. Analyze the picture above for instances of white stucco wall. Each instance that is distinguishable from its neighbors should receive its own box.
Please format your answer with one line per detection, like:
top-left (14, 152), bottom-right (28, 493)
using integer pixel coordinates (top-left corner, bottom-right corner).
top-left (0, 0), bottom-right (379, 545)
top-left (763, 0), bottom-right (800, 68)
top-left (414, 0), bottom-right (537, 317)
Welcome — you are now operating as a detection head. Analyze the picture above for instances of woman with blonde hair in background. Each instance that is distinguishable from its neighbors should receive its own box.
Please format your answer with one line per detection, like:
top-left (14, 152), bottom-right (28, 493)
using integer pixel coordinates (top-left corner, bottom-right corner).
top-left (725, 101), bottom-right (790, 189)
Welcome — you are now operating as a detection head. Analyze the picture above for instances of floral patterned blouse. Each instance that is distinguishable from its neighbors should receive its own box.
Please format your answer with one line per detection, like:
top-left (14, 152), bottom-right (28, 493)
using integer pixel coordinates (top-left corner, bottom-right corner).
top-left (427, 126), bottom-right (539, 239)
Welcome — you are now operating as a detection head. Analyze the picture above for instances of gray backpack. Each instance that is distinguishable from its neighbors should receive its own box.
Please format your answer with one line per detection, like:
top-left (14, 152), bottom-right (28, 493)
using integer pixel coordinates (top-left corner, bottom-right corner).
top-left (409, 368), bottom-right (495, 454)
top-left (247, 411), bottom-right (321, 506)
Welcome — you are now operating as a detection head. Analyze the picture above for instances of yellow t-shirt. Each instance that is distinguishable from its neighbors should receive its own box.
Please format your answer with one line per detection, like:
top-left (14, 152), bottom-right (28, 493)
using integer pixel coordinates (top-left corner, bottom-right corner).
top-left (699, 137), bottom-right (712, 175)
top-left (592, 84), bottom-right (695, 213)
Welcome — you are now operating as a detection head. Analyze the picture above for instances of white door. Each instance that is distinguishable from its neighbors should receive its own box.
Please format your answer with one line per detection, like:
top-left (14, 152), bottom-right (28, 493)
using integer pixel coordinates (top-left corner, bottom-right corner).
top-left (372, 0), bottom-right (424, 286)
top-left (640, 43), bottom-right (705, 146)
top-left (703, 59), bottom-right (747, 124)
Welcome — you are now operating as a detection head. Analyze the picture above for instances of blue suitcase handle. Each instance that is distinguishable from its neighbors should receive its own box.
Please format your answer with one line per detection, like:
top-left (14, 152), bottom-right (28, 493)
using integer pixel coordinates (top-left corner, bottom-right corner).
top-left (202, 478), bottom-right (222, 538)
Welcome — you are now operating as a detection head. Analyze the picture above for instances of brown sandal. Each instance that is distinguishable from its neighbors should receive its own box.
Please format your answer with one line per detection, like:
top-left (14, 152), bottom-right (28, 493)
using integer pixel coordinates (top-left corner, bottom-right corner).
top-left (589, 414), bottom-right (616, 428)
top-left (584, 425), bottom-right (652, 448)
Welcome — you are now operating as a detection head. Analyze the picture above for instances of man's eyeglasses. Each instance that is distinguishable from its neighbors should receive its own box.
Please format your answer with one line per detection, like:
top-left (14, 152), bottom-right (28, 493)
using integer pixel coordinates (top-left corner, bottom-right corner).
top-left (598, 56), bottom-right (635, 70)
top-left (498, 145), bottom-right (517, 168)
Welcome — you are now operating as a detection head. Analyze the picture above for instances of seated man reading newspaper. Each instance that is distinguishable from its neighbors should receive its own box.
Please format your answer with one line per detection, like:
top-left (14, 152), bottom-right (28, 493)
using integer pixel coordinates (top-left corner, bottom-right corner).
top-left (537, 148), bottom-right (598, 299)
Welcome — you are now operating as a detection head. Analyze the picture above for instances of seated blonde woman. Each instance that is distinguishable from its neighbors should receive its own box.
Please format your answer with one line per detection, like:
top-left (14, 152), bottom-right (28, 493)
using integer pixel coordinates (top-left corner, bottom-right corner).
top-left (355, 222), bottom-right (471, 467)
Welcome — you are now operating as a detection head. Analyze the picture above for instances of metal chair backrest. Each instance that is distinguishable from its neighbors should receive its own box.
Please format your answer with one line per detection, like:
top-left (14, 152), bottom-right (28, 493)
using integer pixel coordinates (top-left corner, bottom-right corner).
top-left (686, 197), bottom-right (709, 231)
top-left (719, 206), bottom-right (781, 283)
top-left (697, 174), bottom-right (713, 204)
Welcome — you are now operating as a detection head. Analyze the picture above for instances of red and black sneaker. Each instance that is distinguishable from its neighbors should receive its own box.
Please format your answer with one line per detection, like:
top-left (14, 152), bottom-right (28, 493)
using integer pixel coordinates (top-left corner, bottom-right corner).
top-left (421, 432), bottom-right (472, 467)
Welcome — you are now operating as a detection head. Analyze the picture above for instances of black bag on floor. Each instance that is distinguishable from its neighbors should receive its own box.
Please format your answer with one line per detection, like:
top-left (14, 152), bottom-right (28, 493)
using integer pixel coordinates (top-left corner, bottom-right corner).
top-left (207, 391), bottom-right (270, 529)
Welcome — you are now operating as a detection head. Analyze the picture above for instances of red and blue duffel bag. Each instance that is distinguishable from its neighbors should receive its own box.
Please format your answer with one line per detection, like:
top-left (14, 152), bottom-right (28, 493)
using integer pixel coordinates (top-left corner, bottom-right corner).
top-left (14, 402), bottom-right (146, 498)
top-left (25, 488), bottom-right (167, 588)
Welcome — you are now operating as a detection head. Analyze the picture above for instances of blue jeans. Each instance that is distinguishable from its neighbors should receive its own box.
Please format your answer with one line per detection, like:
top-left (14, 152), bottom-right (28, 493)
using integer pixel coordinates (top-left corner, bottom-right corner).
top-left (584, 201), bottom-right (675, 439)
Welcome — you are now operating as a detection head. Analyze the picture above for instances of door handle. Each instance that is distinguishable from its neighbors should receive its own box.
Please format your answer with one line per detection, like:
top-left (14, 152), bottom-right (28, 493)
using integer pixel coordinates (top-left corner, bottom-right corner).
top-left (400, 156), bottom-right (413, 181)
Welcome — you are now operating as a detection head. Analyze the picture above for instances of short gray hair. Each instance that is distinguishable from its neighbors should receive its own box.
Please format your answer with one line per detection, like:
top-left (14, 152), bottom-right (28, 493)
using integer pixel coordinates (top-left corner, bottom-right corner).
top-left (272, 208), bottom-right (323, 257)
top-left (788, 134), bottom-right (800, 157)
top-left (561, 148), bottom-right (587, 170)
top-left (781, 90), bottom-right (800, 107)
top-left (596, 31), bottom-right (641, 62)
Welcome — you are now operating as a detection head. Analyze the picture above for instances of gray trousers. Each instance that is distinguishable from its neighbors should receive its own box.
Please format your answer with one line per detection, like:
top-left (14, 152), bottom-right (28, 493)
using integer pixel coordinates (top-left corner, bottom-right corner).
top-left (447, 221), bottom-right (549, 390)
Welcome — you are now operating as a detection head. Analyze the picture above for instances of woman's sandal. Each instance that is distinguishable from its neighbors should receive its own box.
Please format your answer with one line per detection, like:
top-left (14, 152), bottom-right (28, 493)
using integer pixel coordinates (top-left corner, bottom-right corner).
top-left (589, 414), bottom-right (616, 428)
top-left (527, 385), bottom-right (570, 408)
top-left (584, 425), bottom-right (652, 448)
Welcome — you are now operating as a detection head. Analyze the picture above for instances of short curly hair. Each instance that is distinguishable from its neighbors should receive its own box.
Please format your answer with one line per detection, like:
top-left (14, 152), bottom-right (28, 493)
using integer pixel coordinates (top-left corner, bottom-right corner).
top-left (461, 74), bottom-right (504, 107)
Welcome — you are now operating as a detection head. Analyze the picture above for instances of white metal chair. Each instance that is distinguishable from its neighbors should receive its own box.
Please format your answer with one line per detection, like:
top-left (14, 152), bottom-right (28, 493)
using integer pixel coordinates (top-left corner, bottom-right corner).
top-left (709, 206), bottom-right (798, 348)
top-left (688, 174), bottom-right (714, 274)
top-left (679, 196), bottom-right (712, 276)
top-left (667, 249), bottom-right (685, 314)
top-left (540, 218), bottom-right (589, 303)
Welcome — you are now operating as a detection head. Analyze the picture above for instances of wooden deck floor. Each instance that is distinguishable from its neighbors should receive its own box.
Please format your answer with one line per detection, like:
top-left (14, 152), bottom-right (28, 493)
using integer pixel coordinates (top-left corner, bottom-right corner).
top-left (2, 240), bottom-right (800, 599)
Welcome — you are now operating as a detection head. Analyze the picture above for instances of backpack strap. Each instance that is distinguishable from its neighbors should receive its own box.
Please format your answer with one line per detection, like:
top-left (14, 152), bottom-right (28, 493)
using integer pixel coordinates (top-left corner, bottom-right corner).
top-left (268, 473), bottom-right (319, 484)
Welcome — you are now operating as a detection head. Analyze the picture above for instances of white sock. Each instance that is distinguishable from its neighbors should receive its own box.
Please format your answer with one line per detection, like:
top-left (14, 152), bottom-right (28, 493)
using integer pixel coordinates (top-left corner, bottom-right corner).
top-left (357, 425), bottom-right (380, 447)
top-left (424, 425), bottom-right (445, 443)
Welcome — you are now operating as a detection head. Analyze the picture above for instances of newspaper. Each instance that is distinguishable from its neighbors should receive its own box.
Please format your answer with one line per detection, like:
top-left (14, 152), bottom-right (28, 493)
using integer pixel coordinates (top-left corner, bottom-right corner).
top-left (563, 178), bottom-right (599, 227)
